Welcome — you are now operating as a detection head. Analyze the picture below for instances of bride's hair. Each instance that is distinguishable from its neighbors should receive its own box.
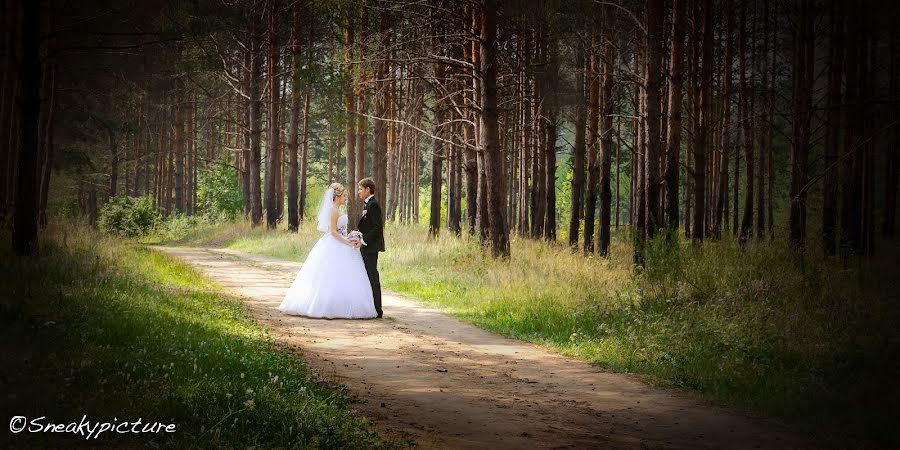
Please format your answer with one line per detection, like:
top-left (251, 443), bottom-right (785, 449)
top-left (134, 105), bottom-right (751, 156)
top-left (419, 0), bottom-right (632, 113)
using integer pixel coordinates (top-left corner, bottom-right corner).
top-left (329, 182), bottom-right (345, 200)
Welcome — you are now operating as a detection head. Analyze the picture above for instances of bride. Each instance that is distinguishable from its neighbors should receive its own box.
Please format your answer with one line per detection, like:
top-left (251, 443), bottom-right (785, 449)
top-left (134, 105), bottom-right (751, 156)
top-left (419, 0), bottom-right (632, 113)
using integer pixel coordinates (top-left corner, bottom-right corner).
top-left (278, 182), bottom-right (378, 319)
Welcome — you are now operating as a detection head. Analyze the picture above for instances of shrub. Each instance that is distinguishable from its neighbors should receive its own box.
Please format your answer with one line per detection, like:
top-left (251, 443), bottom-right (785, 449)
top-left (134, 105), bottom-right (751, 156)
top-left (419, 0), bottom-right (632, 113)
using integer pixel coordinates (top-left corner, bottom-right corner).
top-left (197, 163), bottom-right (243, 220)
top-left (98, 195), bottom-right (160, 237)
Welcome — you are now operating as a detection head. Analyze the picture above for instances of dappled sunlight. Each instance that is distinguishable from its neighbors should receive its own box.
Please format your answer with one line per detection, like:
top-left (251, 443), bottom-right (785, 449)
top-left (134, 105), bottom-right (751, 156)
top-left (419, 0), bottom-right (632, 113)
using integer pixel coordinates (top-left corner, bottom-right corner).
top-left (155, 219), bottom-right (900, 448)
top-left (2, 227), bottom-right (390, 448)
top-left (155, 245), bottom-right (807, 449)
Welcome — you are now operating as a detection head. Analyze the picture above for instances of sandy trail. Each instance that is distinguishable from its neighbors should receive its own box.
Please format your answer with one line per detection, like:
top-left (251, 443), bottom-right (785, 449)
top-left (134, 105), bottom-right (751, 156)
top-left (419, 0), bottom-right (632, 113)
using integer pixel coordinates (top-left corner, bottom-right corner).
top-left (153, 246), bottom-right (807, 449)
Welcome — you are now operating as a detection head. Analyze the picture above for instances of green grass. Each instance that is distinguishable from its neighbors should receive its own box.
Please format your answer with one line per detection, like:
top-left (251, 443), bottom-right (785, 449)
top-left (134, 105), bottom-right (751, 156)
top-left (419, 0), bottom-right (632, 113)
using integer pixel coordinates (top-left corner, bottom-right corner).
top-left (165, 218), bottom-right (900, 448)
top-left (1, 225), bottom-right (395, 449)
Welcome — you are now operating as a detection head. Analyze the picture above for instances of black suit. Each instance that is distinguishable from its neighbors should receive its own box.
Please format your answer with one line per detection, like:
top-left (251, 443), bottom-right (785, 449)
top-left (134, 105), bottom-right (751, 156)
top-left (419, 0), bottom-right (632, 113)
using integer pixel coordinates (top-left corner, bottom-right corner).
top-left (359, 196), bottom-right (384, 316)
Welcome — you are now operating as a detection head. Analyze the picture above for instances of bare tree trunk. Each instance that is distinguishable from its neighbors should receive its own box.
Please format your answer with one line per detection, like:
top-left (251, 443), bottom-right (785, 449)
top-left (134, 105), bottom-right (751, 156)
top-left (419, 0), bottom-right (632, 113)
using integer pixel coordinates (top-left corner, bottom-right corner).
top-left (299, 83), bottom-right (311, 223)
top-left (12, 0), bottom-right (39, 254)
top-left (0, 0), bottom-right (14, 222)
top-left (823, 0), bottom-right (843, 253)
top-left (583, 19), bottom-right (600, 253)
top-left (692, 0), bottom-right (713, 242)
top-left (344, 21), bottom-right (357, 225)
top-left (767, 0), bottom-right (776, 239)
top-left (248, 12), bottom-right (264, 227)
top-left (480, 0), bottom-right (509, 258)
top-left (644, 0), bottom-right (664, 241)
top-left (287, 0), bottom-right (303, 232)
top-left (754, 0), bottom-right (768, 239)
top-left (738, 1), bottom-right (754, 241)
top-left (240, 50), bottom-right (251, 218)
top-left (530, 30), bottom-right (546, 240)
top-left (429, 6), bottom-right (445, 238)
top-left (519, 25), bottom-right (531, 234)
top-left (615, 120), bottom-right (621, 230)
top-left (355, 0), bottom-right (369, 205)
top-left (569, 43), bottom-right (587, 247)
top-left (789, 0), bottom-right (814, 249)
top-left (37, 62), bottom-right (55, 229)
top-left (633, 48), bottom-right (647, 264)
top-left (174, 84), bottom-right (185, 214)
top-left (264, 0), bottom-right (281, 229)
top-left (165, 108), bottom-right (174, 215)
top-left (544, 111), bottom-right (557, 241)
top-left (186, 94), bottom-right (195, 216)
top-left (465, 5), bottom-right (480, 235)
top-left (860, 29), bottom-right (876, 256)
top-left (715, 0), bottom-right (734, 239)
top-left (597, 41), bottom-right (616, 255)
top-left (373, 7), bottom-right (390, 205)
top-left (664, 0), bottom-right (686, 233)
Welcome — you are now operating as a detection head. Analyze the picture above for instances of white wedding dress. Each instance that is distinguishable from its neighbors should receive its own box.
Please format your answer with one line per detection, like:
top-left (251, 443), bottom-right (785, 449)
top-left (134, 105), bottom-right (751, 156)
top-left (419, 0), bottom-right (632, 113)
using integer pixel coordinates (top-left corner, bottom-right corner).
top-left (279, 204), bottom-right (377, 319)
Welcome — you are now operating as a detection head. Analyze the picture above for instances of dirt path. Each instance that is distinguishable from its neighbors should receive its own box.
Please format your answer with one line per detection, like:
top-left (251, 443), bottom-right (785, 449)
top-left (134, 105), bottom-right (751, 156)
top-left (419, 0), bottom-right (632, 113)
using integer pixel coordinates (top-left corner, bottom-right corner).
top-left (153, 246), bottom-right (807, 449)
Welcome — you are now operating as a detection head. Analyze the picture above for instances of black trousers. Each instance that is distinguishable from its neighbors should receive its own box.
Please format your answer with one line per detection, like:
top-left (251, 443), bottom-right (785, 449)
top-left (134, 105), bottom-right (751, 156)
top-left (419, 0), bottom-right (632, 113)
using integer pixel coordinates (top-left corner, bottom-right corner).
top-left (361, 251), bottom-right (382, 315)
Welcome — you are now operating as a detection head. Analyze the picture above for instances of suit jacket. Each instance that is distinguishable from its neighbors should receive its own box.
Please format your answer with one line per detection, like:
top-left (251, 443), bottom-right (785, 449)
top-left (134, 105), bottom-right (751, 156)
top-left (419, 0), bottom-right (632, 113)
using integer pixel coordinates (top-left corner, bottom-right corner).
top-left (359, 196), bottom-right (385, 253)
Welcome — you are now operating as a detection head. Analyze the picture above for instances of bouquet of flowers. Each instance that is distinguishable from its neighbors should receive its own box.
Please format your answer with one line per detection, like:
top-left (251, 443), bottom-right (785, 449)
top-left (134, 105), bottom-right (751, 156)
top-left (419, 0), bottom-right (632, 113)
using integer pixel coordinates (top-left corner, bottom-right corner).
top-left (348, 230), bottom-right (363, 243)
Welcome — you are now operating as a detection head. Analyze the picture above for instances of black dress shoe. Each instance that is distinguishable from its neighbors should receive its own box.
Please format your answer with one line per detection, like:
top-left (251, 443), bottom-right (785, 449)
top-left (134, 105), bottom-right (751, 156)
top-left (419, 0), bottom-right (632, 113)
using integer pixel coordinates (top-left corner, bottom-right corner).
top-left (376, 313), bottom-right (383, 318)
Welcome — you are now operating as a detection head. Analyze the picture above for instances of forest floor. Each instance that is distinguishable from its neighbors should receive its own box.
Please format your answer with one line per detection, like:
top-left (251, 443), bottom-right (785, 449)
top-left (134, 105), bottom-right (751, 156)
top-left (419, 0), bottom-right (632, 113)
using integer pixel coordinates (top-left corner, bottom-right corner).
top-left (153, 245), bottom-right (810, 449)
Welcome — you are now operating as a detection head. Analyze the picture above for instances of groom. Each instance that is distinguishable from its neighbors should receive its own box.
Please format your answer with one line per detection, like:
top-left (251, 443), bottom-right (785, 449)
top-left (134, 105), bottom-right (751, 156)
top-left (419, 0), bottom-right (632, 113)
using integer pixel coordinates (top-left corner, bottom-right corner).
top-left (355, 178), bottom-right (384, 318)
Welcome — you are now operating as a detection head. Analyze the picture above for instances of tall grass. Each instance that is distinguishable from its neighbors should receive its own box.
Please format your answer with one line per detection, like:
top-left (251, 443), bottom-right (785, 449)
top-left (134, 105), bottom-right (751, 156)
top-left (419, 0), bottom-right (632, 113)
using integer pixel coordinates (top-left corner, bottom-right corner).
top-left (1, 225), bottom-right (394, 448)
top-left (168, 219), bottom-right (899, 447)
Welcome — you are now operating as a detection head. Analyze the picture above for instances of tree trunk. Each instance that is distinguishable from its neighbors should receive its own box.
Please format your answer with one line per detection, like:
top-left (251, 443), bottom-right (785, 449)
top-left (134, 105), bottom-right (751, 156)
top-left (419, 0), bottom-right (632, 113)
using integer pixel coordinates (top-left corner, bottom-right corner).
top-left (174, 85), bottom-right (185, 214)
top-left (264, 0), bottom-right (281, 229)
top-left (466, 5), bottom-right (480, 235)
top-left (480, 0), bottom-right (509, 258)
top-left (715, 0), bottom-right (734, 239)
top-left (0, 0), bottom-right (14, 222)
top-left (248, 12), bottom-right (264, 227)
top-left (692, 0), bottom-right (713, 242)
top-left (354, 0), bottom-right (369, 226)
top-left (767, 0), bottom-right (776, 239)
top-left (597, 41), bottom-right (616, 256)
top-left (185, 94), bottom-right (194, 215)
top-left (754, 0), bottom-right (768, 239)
top-left (241, 49), bottom-right (252, 218)
top-left (569, 43), bottom-right (587, 247)
top-left (583, 19), bottom-right (600, 253)
top-left (544, 111), bottom-right (557, 241)
top-left (429, 7), bottom-right (445, 238)
top-left (738, 1), bottom-right (754, 241)
top-left (373, 7), bottom-right (390, 207)
top-left (644, 0), bottom-right (664, 240)
top-left (12, 0), bottom-right (39, 254)
top-left (789, 0), bottom-right (814, 249)
top-left (287, 0), bottom-right (303, 232)
top-left (823, 0), bottom-right (843, 253)
top-left (299, 83), bottom-right (311, 223)
top-left (860, 29), bottom-right (876, 255)
top-left (344, 21), bottom-right (357, 225)
top-left (664, 0), bottom-right (686, 233)
top-left (37, 63), bottom-right (55, 229)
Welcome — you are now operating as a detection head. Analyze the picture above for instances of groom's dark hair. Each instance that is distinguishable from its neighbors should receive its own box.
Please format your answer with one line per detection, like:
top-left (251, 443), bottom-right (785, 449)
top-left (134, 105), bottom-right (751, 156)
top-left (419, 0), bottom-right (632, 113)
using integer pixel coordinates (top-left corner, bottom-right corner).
top-left (358, 177), bottom-right (376, 195)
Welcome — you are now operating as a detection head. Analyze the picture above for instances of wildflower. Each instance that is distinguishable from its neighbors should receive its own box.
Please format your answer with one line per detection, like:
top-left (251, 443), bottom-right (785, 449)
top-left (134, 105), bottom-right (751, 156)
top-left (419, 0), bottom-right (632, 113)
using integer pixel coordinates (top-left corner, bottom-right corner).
top-left (244, 399), bottom-right (255, 410)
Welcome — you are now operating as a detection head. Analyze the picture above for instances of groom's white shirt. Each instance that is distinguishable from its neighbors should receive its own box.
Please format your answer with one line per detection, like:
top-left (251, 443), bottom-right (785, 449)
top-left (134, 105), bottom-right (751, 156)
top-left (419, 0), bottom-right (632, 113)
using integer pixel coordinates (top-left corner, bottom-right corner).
top-left (360, 194), bottom-right (374, 246)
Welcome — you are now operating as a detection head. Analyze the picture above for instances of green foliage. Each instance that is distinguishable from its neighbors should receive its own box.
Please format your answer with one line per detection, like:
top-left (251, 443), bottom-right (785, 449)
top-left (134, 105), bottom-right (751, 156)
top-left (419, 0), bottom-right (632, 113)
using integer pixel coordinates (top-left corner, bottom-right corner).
top-left (0, 227), bottom-right (393, 448)
top-left (197, 164), bottom-right (243, 221)
top-left (148, 213), bottom-right (207, 243)
top-left (98, 194), bottom-right (160, 237)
